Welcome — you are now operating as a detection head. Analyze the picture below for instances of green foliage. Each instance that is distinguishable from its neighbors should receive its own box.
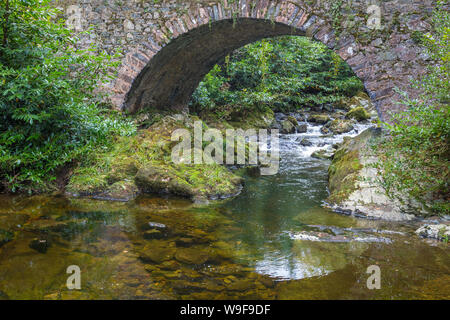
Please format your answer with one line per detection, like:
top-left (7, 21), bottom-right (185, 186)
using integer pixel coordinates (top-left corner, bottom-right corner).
top-left (0, 0), bottom-right (136, 193)
top-left (375, 1), bottom-right (450, 215)
top-left (190, 36), bottom-right (364, 118)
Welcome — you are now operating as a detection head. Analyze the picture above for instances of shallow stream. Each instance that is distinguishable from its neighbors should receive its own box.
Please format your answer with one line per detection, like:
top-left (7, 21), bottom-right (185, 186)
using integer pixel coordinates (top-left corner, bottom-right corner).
top-left (0, 122), bottom-right (448, 299)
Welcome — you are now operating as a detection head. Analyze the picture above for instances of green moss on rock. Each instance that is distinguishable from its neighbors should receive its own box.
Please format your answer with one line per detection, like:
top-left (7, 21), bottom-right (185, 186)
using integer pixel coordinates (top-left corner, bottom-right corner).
top-left (346, 106), bottom-right (371, 121)
top-left (287, 116), bottom-right (299, 126)
top-left (328, 128), bottom-right (380, 204)
top-left (322, 119), bottom-right (354, 134)
top-left (309, 114), bottom-right (330, 124)
top-left (280, 120), bottom-right (296, 134)
top-left (67, 115), bottom-right (243, 201)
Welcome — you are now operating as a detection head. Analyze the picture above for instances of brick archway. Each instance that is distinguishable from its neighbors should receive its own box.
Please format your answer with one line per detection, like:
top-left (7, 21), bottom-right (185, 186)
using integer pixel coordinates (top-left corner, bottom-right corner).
top-left (62, 0), bottom-right (436, 120)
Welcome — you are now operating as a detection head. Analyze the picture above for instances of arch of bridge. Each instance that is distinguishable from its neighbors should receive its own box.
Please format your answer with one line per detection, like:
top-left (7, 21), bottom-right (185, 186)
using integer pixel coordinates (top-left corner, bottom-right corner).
top-left (60, 0), bottom-right (436, 119)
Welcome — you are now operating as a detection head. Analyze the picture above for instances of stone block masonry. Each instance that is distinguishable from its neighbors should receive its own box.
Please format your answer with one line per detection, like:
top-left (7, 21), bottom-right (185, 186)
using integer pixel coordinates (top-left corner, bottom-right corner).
top-left (55, 0), bottom-right (437, 120)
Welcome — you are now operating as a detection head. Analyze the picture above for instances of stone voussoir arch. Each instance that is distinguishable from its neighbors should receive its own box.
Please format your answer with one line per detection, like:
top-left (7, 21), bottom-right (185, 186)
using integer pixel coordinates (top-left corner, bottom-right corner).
top-left (61, 0), bottom-right (436, 120)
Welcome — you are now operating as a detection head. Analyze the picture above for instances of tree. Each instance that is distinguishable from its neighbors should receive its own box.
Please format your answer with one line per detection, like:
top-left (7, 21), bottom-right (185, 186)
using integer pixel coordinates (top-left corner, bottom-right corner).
top-left (190, 36), bottom-right (363, 116)
top-left (0, 0), bottom-right (134, 192)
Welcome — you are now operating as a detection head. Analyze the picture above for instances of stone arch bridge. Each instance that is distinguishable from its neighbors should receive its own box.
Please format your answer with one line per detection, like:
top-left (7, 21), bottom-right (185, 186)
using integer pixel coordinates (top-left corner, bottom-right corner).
top-left (59, 0), bottom-right (436, 120)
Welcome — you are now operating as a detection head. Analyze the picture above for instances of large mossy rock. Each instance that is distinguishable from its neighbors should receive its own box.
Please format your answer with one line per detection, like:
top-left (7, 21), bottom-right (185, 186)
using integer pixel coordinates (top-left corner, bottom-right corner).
top-left (211, 107), bottom-right (275, 130)
top-left (308, 114), bottom-right (330, 124)
top-left (67, 115), bottom-right (243, 202)
top-left (280, 120), bottom-right (296, 134)
top-left (321, 119), bottom-right (354, 135)
top-left (327, 128), bottom-right (417, 221)
top-left (287, 116), bottom-right (299, 126)
top-left (335, 92), bottom-right (376, 116)
top-left (311, 149), bottom-right (334, 160)
top-left (346, 107), bottom-right (371, 121)
top-left (135, 166), bottom-right (195, 197)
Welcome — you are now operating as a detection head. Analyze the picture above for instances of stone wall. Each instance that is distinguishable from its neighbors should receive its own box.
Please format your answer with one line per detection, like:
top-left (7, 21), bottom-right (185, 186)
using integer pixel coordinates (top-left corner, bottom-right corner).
top-left (56, 0), bottom-right (437, 120)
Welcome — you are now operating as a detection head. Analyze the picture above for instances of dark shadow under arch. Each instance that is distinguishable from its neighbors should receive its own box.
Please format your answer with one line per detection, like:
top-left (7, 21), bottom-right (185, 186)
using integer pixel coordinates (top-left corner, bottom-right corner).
top-left (124, 18), bottom-right (306, 112)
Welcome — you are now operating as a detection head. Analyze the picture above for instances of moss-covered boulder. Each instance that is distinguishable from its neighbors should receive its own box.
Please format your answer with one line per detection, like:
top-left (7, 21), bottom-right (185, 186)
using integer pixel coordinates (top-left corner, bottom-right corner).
top-left (346, 107), bottom-right (371, 121)
top-left (327, 128), bottom-right (417, 221)
top-left (308, 114), bottom-right (330, 124)
top-left (333, 98), bottom-right (352, 111)
top-left (334, 92), bottom-right (376, 116)
top-left (321, 119), bottom-right (354, 135)
top-left (311, 149), bottom-right (333, 160)
top-left (209, 107), bottom-right (275, 130)
top-left (328, 134), bottom-right (365, 203)
top-left (280, 120), bottom-right (296, 134)
top-left (135, 165), bottom-right (195, 197)
top-left (67, 115), bottom-right (243, 202)
top-left (296, 123), bottom-right (308, 133)
top-left (287, 116), bottom-right (299, 126)
top-left (175, 247), bottom-right (211, 265)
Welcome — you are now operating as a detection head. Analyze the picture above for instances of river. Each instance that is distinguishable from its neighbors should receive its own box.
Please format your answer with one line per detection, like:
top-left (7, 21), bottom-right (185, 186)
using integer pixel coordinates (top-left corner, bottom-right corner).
top-left (0, 122), bottom-right (448, 299)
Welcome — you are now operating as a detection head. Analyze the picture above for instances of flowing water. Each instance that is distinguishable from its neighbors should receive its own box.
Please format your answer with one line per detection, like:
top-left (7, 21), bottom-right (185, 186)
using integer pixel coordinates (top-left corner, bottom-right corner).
top-left (0, 123), bottom-right (448, 300)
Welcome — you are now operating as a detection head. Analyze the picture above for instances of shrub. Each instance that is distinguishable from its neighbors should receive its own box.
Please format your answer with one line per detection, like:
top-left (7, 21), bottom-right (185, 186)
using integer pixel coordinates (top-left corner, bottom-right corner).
top-left (0, 0), bottom-right (135, 192)
top-left (374, 1), bottom-right (449, 215)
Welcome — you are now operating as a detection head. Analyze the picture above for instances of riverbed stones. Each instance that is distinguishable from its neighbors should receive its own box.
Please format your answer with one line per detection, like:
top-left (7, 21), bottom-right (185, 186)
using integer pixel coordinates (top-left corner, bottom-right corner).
top-left (0, 213), bottom-right (29, 230)
top-left (160, 260), bottom-right (181, 271)
top-left (175, 247), bottom-right (210, 265)
top-left (299, 138), bottom-right (313, 147)
top-left (296, 124), bottom-right (308, 133)
top-left (415, 224), bottom-right (450, 242)
top-left (143, 221), bottom-right (167, 232)
top-left (143, 229), bottom-right (165, 240)
top-left (138, 241), bottom-right (176, 264)
top-left (175, 237), bottom-right (194, 247)
top-left (225, 278), bottom-right (255, 292)
top-left (23, 219), bottom-right (71, 233)
top-left (29, 238), bottom-right (51, 253)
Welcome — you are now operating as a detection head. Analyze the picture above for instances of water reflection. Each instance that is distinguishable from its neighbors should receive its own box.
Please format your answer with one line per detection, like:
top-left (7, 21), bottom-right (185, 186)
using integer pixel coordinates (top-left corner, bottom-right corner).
top-left (0, 125), bottom-right (448, 299)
